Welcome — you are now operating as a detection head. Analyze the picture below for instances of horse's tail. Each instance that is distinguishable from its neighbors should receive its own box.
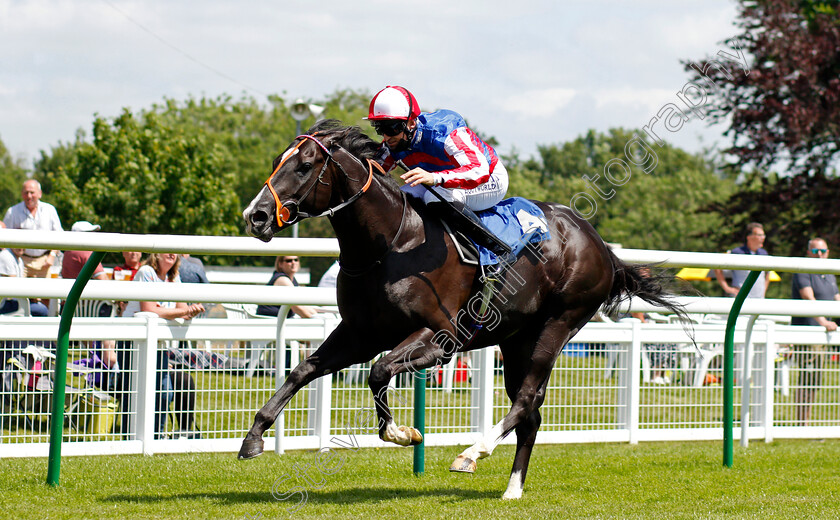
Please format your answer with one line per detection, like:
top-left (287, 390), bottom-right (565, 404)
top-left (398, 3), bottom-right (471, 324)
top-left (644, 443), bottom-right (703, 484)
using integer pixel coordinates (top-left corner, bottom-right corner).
top-left (602, 248), bottom-right (694, 338)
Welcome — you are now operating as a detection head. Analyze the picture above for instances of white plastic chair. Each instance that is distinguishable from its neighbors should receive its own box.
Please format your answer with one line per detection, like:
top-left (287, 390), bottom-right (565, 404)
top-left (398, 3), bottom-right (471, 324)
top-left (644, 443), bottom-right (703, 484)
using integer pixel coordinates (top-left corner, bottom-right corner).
top-left (71, 299), bottom-right (116, 318)
top-left (5, 298), bottom-right (31, 317)
top-left (221, 303), bottom-right (283, 377)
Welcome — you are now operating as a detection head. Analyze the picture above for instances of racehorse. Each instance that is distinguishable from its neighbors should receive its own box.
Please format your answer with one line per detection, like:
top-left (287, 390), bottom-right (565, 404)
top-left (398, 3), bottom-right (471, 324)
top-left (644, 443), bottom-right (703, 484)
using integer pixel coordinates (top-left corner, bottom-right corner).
top-left (239, 119), bottom-right (687, 499)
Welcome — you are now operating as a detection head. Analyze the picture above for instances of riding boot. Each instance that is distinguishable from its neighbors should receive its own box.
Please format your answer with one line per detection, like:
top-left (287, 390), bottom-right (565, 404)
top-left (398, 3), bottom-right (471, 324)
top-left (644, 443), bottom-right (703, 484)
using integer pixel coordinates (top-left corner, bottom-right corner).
top-left (427, 201), bottom-right (513, 259)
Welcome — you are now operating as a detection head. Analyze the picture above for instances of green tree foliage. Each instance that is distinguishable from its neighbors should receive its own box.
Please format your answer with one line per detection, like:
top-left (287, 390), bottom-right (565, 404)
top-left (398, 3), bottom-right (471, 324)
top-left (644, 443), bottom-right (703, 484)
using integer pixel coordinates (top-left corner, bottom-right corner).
top-left (0, 136), bottom-right (30, 215)
top-left (506, 129), bottom-right (736, 252)
top-left (684, 1), bottom-right (840, 265)
top-left (32, 90), bottom-right (373, 273)
top-left (35, 109), bottom-right (240, 237)
top-left (685, 0), bottom-right (840, 176)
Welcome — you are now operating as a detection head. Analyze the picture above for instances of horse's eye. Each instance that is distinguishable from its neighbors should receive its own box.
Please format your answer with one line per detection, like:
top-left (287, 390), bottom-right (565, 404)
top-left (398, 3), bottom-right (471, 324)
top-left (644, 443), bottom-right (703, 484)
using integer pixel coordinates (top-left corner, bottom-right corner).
top-left (297, 162), bottom-right (312, 175)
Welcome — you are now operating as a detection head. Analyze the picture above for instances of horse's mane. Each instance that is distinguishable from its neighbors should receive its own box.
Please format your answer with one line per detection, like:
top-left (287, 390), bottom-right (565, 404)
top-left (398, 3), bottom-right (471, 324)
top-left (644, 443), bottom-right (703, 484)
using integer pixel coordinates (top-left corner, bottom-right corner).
top-left (307, 119), bottom-right (380, 160)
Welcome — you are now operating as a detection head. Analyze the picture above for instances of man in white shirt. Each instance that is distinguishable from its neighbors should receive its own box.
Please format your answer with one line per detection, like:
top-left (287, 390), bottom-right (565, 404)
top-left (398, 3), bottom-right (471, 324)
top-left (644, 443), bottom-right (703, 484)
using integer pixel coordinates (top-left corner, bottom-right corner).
top-left (0, 246), bottom-right (49, 316)
top-left (3, 179), bottom-right (63, 278)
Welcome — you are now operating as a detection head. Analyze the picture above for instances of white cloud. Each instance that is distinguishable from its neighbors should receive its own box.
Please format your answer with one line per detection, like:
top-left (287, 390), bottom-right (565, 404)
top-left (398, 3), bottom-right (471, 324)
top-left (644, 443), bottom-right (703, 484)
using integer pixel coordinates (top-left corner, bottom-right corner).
top-left (0, 0), bottom-right (740, 165)
top-left (591, 87), bottom-right (677, 112)
top-left (499, 88), bottom-right (577, 118)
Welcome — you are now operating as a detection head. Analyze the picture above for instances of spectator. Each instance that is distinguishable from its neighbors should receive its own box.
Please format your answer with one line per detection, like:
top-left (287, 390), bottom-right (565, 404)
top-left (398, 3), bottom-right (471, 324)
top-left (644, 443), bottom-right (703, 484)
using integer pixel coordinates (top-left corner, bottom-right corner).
top-left (120, 253), bottom-right (204, 438)
top-left (714, 222), bottom-right (771, 299)
top-left (791, 237), bottom-right (840, 426)
top-left (317, 260), bottom-right (340, 289)
top-left (179, 253), bottom-right (209, 284)
top-left (113, 251), bottom-right (143, 321)
top-left (113, 251), bottom-right (143, 281)
top-left (0, 246), bottom-right (49, 316)
top-left (61, 221), bottom-right (108, 280)
top-left (256, 255), bottom-right (316, 319)
top-left (3, 179), bottom-right (63, 278)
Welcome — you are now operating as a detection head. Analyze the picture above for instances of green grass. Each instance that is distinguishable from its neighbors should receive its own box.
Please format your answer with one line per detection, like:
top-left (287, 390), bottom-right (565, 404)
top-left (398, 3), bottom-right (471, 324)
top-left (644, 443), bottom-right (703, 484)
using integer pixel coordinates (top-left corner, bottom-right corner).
top-left (2, 440), bottom-right (839, 519)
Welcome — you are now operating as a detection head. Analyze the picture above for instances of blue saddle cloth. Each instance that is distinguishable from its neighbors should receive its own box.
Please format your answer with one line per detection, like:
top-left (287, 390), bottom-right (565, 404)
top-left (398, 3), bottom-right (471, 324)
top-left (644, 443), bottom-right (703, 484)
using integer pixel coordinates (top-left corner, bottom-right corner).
top-left (475, 197), bottom-right (551, 265)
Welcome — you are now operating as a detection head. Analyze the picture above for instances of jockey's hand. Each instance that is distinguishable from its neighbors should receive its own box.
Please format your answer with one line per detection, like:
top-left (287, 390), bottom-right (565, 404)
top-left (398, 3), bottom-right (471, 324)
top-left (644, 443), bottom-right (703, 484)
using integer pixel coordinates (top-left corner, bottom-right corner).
top-left (401, 168), bottom-right (435, 187)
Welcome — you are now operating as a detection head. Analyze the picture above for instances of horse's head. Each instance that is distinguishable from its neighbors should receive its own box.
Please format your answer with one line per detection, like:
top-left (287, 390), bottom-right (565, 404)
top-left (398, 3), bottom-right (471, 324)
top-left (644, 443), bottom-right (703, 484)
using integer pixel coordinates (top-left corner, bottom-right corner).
top-left (243, 120), bottom-right (381, 241)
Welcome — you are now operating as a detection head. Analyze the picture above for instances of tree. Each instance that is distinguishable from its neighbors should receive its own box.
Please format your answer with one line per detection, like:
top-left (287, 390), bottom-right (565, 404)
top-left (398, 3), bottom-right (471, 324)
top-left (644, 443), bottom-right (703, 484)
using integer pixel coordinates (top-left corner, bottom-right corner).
top-left (685, 1), bottom-right (840, 265)
top-left (0, 136), bottom-right (30, 215)
top-left (32, 90), bottom-right (374, 273)
top-left (685, 0), bottom-right (840, 176)
top-left (35, 109), bottom-right (240, 238)
top-left (507, 129), bottom-right (736, 252)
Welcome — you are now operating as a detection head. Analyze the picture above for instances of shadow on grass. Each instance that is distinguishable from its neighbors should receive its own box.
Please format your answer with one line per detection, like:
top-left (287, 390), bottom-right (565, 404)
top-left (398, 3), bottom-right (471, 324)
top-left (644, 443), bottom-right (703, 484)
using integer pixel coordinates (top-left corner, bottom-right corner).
top-left (102, 485), bottom-right (499, 506)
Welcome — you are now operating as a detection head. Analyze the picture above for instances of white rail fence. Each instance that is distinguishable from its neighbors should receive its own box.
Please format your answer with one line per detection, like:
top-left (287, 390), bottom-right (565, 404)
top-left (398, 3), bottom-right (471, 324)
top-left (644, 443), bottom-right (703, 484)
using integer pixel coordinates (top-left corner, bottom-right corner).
top-left (2, 315), bottom-right (839, 458)
top-left (2, 228), bottom-right (840, 458)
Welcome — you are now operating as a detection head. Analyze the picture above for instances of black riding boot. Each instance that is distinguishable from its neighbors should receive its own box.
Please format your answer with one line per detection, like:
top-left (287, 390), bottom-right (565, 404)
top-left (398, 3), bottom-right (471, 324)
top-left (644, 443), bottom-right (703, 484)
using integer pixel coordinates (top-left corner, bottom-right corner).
top-left (428, 201), bottom-right (513, 258)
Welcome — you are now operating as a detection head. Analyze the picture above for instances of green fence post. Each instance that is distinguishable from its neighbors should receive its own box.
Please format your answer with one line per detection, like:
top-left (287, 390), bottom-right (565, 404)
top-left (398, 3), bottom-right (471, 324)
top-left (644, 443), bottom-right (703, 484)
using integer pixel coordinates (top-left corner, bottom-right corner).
top-left (723, 269), bottom-right (759, 468)
top-left (413, 369), bottom-right (426, 476)
top-left (46, 251), bottom-right (106, 487)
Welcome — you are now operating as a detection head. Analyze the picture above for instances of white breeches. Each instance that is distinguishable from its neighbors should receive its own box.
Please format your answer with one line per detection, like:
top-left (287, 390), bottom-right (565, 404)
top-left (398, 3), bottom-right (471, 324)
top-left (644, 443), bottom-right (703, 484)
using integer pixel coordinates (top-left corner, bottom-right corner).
top-left (400, 163), bottom-right (508, 212)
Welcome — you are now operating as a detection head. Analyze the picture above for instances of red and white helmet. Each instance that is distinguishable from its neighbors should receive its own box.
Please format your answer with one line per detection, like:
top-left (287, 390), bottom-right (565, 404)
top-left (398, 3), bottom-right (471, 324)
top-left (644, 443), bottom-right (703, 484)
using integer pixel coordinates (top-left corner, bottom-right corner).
top-left (367, 86), bottom-right (421, 121)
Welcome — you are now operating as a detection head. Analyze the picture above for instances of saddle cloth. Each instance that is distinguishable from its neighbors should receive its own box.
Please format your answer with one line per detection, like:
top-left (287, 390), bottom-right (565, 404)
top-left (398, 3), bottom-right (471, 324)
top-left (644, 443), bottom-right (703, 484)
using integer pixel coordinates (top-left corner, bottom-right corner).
top-left (473, 197), bottom-right (551, 266)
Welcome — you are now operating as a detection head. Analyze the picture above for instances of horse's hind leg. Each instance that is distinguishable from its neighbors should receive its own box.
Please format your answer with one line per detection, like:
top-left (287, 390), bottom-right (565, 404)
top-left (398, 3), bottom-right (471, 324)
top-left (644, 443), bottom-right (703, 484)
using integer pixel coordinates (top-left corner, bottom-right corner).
top-left (239, 323), bottom-right (372, 459)
top-left (450, 339), bottom-right (536, 473)
top-left (453, 317), bottom-right (586, 499)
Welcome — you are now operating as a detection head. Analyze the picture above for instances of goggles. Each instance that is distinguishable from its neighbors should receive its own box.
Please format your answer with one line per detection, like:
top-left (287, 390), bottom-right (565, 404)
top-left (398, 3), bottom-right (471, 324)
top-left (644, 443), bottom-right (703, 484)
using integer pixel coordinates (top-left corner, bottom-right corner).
top-left (372, 120), bottom-right (406, 137)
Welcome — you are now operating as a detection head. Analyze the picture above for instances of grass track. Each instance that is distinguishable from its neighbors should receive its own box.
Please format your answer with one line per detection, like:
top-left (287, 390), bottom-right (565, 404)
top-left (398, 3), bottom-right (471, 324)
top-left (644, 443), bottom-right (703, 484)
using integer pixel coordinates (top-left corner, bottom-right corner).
top-left (2, 440), bottom-right (839, 519)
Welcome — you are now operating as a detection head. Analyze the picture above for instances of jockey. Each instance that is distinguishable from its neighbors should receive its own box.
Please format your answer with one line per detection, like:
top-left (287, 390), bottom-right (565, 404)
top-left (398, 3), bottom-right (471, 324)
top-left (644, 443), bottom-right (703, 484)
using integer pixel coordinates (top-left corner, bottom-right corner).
top-left (367, 85), bottom-right (512, 258)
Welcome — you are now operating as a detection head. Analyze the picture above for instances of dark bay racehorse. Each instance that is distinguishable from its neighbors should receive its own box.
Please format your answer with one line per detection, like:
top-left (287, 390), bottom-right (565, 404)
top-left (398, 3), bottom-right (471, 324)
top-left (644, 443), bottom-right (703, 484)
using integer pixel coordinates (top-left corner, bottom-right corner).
top-left (240, 120), bottom-right (686, 499)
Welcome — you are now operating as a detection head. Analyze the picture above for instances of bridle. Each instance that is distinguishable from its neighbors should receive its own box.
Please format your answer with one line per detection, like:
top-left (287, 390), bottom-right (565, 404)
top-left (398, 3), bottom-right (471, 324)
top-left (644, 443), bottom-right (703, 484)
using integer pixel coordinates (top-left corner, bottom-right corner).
top-left (263, 133), bottom-right (382, 227)
top-left (262, 132), bottom-right (409, 277)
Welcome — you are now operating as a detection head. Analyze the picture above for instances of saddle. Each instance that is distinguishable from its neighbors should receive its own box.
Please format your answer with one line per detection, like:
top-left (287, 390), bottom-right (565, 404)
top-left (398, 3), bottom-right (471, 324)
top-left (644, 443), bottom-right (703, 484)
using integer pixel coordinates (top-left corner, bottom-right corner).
top-left (440, 221), bottom-right (480, 266)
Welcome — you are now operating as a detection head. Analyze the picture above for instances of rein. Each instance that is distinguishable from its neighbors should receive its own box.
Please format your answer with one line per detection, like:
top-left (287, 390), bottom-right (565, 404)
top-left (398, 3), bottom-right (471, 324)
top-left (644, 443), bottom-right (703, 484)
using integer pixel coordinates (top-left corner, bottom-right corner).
top-left (263, 132), bottom-right (409, 276)
top-left (263, 134), bottom-right (378, 227)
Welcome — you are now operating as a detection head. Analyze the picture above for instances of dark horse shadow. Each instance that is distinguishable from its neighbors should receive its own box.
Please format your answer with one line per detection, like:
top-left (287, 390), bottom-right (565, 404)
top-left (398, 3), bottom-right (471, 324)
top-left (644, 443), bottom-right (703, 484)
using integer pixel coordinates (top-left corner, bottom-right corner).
top-left (101, 486), bottom-right (499, 507)
top-left (239, 119), bottom-right (690, 499)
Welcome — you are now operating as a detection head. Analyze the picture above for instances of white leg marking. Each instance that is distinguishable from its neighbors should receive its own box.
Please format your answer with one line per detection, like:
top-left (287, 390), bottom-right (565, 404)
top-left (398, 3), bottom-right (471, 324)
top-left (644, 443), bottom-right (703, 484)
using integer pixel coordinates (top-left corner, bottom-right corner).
top-left (502, 470), bottom-right (523, 500)
top-left (382, 420), bottom-right (413, 446)
top-left (459, 420), bottom-right (505, 461)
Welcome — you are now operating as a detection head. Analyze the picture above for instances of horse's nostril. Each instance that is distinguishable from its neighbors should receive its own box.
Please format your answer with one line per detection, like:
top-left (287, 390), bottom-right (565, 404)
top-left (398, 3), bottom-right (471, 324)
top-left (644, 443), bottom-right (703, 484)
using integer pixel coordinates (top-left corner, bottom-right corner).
top-left (251, 209), bottom-right (269, 227)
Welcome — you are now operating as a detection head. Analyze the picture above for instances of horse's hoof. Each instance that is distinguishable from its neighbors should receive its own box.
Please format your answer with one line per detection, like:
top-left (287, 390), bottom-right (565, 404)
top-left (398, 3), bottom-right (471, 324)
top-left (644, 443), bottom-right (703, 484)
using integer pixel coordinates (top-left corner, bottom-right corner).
top-left (399, 425), bottom-right (423, 446)
top-left (238, 438), bottom-right (264, 459)
top-left (449, 455), bottom-right (477, 473)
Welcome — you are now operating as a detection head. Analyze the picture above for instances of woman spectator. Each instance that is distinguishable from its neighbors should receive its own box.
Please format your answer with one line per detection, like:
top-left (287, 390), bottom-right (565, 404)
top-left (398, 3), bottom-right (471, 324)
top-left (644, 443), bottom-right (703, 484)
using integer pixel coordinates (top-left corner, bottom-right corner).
top-left (256, 255), bottom-right (316, 318)
top-left (119, 253), bottom-right (204, 438)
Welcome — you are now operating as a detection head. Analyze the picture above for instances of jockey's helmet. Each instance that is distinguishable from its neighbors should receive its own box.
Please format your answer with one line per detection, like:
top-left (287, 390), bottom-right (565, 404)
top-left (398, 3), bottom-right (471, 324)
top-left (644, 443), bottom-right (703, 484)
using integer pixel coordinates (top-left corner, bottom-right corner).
top-left (367, 86), bottom-right (421, 121)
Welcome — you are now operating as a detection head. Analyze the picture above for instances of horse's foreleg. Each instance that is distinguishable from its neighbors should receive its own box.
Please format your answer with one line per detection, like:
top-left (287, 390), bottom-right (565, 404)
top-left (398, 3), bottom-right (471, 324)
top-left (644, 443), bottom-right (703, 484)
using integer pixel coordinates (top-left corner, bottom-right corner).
top-left (368, 328), bottom-right (451, 447)
top-left (238, 324), bottom-right (371, 459)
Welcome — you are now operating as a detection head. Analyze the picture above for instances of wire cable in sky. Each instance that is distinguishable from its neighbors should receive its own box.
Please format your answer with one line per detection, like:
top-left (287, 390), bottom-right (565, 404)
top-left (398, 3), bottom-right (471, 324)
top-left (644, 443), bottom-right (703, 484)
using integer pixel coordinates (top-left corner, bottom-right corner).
top-left (100, 0), bottom-right (268, 98)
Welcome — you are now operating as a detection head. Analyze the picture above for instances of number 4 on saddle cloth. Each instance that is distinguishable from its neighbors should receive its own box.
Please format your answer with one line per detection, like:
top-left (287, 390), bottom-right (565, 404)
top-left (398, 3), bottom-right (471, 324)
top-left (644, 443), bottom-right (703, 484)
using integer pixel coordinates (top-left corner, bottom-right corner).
top-left (434, 197), bottom-right (551, 270)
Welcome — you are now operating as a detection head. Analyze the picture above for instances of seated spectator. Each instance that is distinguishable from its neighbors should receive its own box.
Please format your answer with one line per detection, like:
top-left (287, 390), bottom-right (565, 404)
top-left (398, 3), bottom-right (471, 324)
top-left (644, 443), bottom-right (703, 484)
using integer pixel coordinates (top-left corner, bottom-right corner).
top-left (0, 246), bottom-right (49, 316)
top-left (178, 254), bottom-right (209, 284)
top-left (317, 260), bottom-right (340, 289)
top-left (257, 256), bottom-right (315, 318)
top-left (113, 251), bottom-right (143, 280)
top-left (61, 221), bottom-right (109, 280)
top-left (256, 255), bottom-right (316, 319)
top-left (113, 251), bottom-right (144, 320)
top-left (119, 253), bottom-right (204, 438)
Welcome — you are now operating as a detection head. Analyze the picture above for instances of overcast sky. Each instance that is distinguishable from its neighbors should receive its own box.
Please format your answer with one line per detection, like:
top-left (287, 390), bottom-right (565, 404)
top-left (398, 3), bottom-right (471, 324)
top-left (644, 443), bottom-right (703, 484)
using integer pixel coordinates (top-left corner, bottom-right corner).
top-left (1, 0), bottom-right (743, 168)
